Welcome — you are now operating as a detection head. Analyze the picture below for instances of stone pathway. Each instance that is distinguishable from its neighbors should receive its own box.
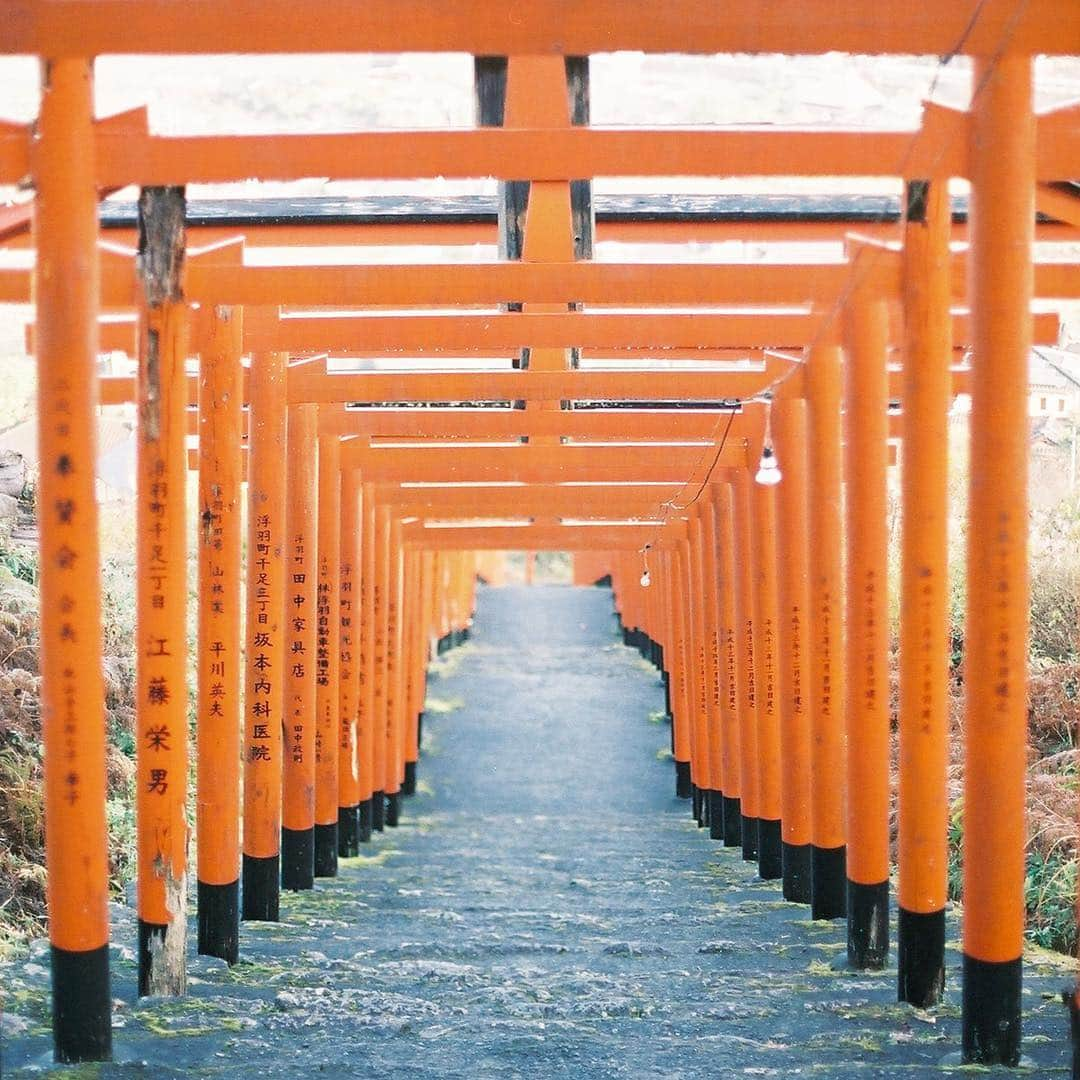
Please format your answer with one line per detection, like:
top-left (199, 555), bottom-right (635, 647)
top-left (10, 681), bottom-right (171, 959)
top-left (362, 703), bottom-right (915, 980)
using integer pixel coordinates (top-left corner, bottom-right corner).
top-left (2, 584), bottom-right (1073, 1076)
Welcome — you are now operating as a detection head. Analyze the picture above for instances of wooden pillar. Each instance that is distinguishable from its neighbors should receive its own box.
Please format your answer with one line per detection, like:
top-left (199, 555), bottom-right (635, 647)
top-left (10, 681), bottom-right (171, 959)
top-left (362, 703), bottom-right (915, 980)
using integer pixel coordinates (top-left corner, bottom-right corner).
top-left (713, 483), bottom-right (743, 847)
top-left (687, 519), bottom-right (712, 828)
top-left (842, 276), bottom-right (891, 969)
top-left (805, 341), bottom-right (847, 920)
top-left (384, 517), bottom-right (405, 826)
top-left (195, 303), bottom-right (243, 962)
top-left (337, 471), bottom-right (361, 855)
top-left (281, 404), bottom-right (318, 890)
top-left (732, 468), bottom-right (760, 862)
top-left (663, 548), bottom-right (692, 799)
top-left (357, 484), bottom-right (377, 839)
top-left (897, 177), bottom-right (952, 1007)
top-left (772, 396), bottom-right (813, 903)
top-left (242, 350), bottom-right (288, 922)
top-left (698, 495), bottom-right (727, 840)
top-left (35, 55), bottom-right (111, 1063)
top-left (371, 504), bottom-right (391, 831)
top-left (751, 470), bottom-right (783, 880)
top-left (962, 54), bottom-right (1034, 1067)
top-left (314, 434), bottom-right (341, 876)
top-left (402, 549), bottom-right (422, 796)
top-left (134, 185), bottom-right (189, 996)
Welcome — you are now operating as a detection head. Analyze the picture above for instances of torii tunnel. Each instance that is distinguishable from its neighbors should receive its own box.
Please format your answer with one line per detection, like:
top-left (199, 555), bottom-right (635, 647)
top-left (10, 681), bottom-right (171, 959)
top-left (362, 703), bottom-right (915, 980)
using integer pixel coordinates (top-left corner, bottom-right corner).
top-left (1, 1), bottom-right (1079, 1070)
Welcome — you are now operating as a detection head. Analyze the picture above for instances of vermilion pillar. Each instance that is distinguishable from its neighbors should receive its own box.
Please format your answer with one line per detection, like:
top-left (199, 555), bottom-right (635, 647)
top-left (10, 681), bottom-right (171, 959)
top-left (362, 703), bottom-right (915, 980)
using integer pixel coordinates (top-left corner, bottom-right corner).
top-left (384, 517), bottom-right (405, 826)
top-left (773, 394), bottom-right (813, 904)
top-left (314, 435), bottom-right (341, 876)
top-left (357, 485), bottom-right (377, 839)
top-left (134, 186), bottom-right (189, 996)
top-left (805, 341), bottom-right (847, 920)
top-left (337, 472), bottom-right (361, 855)
top-left (242, 350), bottom-right (288, 921)
top-left (371, 505), bottom-right (392, 831)
top-left (898, 177), bottom-right (952, 1007)
top-left (687, 517), bottom-right (713, 829)
top-left (751, 470), bottom-right (783, 880)
top-left (713, 483), bottom-right (743, 847)
top-left (842, 276), bottom-right (891, 969)
top-left (732, 469), bottom-right (760, 862)
top-left (281, 404), bottom-right (318, 890)
top-left (35, 55), bottom-right (112, 1063)
top-left (962, 54), bottom-right (1034, 1067)
top-left (664, 548), bottom-right (693, 799)
top-left (699, 495), bottom-right (727, 840)
top-left (195, 304), bottom-right (243, 962)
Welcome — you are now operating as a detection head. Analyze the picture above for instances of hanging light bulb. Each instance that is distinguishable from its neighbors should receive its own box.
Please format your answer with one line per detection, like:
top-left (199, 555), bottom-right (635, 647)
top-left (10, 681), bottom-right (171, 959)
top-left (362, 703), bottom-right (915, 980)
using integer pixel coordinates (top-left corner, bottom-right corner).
top-left (755, 445), bottom-right (782, 486)
top-left (640, 569), bottom-right (651, 588)
top-left (755, 395), bottom-right (781, 486)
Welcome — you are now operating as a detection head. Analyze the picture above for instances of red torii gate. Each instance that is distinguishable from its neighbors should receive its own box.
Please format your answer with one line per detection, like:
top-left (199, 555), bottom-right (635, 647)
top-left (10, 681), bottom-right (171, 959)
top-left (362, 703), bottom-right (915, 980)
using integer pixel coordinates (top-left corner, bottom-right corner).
top-left (3, 10), bottom-right (1078, 1070)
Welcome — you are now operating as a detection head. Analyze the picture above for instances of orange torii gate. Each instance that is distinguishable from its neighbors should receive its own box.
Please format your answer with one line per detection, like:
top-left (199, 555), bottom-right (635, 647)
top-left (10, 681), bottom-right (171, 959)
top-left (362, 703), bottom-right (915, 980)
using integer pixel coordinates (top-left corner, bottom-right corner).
top-left (5, 9), bottom-right (1079, 1071)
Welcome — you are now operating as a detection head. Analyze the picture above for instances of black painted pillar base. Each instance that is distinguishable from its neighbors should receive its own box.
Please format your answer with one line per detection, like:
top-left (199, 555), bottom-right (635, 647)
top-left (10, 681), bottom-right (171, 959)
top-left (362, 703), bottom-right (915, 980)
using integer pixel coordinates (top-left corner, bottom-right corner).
top-left (723, 796), bottom-right (741, 848)
top-left (758, 819), bottom-right (782, 880)
top-left (417, 711), bottom-right (425, 750)
top-left (708, 790), bottom-right (725, 841)
top-left (338, 805), bottom-right (360, 858)
top-left (358, 798), bottom-right (373, 843)
top-left (897, 907), bottom-right (945, 1007)
top-left (242, 854), bottom-right (280, 922)
top-left (403, 760), bottom-right (418, 796)
top-left (691, 784), bottom-right (702, 823)
top-left (281, 827), bottom-right (315, 891)
top-left (741, 816), bottom-right (759, 862)
top-left (372, 790), bottom-right (386, 832)
top-left (313, 823), bottom-right (338, 878)
top-left (675, 760), bottom-right (692, 799)
top-left (847, 879), bottom-right (889, 969)
top-left (197, 879), bottom-right (239, 964)
top-left (138, 920), bottom-right (170, 997)
top-left (700, 788), bottom-right (710, 828)
top-left (782, 841), bottom-right (812, 904)
top-left (386, 791), bottom-right (401, 827)
top-left (1064, 985), bottom-right (1080, 1080)
top-left (962, 954), bottom-right (1021, 1066)
top-left (811, 845), bottom-right (847, 920)
top-left (51, 943), bottom-right (111, 1063)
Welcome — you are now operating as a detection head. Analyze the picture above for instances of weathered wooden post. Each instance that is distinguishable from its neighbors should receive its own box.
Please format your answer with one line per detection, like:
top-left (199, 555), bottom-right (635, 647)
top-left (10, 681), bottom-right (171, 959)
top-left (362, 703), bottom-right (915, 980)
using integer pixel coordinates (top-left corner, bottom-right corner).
top-left (35, 54), bottom-right (112, 1063)
top-left (195, 303), bottom-right (243, 961)
top-left (135, 185), bottom-right (189, 995)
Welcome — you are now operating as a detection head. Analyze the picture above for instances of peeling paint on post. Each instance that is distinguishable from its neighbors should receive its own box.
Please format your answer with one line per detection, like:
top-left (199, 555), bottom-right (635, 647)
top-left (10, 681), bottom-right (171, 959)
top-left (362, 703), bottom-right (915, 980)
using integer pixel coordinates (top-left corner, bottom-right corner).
top-left (135, 184), bottom-right (189, 997)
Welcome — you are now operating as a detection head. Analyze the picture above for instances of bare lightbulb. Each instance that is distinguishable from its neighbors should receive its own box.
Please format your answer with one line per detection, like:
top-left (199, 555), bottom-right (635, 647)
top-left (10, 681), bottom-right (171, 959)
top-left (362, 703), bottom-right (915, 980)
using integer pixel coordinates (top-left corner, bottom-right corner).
top-left (755, 445), bottom-right (782, 486)
top-left (640, 570), bottom-right (651, 588)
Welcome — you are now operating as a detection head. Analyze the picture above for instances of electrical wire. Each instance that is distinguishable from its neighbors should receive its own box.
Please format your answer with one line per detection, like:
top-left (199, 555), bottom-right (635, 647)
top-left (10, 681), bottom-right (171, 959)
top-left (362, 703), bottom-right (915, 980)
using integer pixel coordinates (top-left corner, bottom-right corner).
top-left (634, 0), bottom-right (1029, 562)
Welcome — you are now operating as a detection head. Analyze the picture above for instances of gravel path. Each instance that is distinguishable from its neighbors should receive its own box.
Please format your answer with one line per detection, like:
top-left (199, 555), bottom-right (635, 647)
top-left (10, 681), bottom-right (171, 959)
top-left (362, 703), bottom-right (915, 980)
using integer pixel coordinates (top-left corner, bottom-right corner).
top-left (2, 584), bottom-right (1072, 1076)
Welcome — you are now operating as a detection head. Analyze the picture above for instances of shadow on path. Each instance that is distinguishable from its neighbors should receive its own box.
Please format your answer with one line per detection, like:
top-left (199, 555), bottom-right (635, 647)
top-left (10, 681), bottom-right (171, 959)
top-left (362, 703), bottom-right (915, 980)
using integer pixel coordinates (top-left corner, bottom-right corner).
top-left (2, 585), bottom-right (1071, 1077)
